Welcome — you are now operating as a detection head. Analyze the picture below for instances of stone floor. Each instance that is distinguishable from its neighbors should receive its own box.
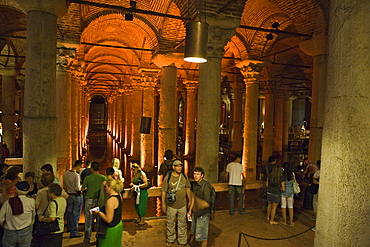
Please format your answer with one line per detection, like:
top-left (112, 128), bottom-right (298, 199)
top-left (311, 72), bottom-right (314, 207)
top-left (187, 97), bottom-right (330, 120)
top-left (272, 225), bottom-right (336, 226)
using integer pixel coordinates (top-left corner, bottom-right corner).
top-left (62, 206), bottom-right (316, 247)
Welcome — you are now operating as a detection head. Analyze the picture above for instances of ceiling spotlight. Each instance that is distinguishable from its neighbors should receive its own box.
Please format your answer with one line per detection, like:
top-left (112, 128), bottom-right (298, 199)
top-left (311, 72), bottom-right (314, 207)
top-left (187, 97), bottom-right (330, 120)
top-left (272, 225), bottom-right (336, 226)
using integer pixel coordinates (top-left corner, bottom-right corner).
top-left (184, 21), bottom-right (209, 63)
top-left (271, 22), bottom-right (280, 29)
top-left (266, 33), bottom-right (274, 40)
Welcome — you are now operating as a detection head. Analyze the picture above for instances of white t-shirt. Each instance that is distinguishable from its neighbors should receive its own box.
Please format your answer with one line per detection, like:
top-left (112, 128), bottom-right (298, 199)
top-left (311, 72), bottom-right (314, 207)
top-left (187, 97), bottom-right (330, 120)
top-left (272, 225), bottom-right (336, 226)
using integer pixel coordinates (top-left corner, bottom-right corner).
top-left (226, 162), bottom-right (244, 186)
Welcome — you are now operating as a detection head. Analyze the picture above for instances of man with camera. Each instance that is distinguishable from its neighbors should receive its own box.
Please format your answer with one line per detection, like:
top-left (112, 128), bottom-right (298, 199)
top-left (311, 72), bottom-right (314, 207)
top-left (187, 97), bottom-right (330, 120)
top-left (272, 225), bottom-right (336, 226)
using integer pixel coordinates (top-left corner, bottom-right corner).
top-left (161, 159), bottom-right (192, 247)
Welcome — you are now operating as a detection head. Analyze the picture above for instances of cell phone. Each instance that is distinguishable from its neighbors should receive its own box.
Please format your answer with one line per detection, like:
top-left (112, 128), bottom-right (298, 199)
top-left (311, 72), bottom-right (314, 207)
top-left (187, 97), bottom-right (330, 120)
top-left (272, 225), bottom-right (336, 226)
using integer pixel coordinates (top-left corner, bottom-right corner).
top-left (89, 207), bottom-right (100, 214)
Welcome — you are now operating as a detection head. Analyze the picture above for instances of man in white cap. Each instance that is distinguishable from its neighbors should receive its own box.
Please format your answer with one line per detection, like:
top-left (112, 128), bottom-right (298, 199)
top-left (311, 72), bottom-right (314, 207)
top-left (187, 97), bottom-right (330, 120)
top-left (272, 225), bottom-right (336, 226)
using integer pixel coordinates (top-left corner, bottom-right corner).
top-left (0, 181), bottom-right (35, 246)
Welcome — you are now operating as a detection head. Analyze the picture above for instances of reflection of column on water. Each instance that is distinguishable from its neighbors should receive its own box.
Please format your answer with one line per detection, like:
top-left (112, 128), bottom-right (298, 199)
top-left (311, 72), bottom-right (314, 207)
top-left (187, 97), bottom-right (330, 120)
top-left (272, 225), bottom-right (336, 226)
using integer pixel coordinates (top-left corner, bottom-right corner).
top-left (156, 197), bottom-right (162, 217)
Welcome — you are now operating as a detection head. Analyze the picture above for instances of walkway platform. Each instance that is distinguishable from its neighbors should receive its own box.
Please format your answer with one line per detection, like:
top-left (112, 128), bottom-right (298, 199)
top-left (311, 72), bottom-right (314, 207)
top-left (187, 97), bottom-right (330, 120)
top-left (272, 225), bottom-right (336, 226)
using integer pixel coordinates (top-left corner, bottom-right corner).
top-left (62, 206), bottom-right (315, 247)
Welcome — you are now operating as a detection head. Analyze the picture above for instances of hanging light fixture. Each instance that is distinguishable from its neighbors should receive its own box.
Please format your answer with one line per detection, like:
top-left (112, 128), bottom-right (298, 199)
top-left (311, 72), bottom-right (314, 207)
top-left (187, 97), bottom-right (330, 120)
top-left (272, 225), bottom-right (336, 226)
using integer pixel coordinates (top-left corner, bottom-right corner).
top-left (184, 21), bottom-right (209, 63)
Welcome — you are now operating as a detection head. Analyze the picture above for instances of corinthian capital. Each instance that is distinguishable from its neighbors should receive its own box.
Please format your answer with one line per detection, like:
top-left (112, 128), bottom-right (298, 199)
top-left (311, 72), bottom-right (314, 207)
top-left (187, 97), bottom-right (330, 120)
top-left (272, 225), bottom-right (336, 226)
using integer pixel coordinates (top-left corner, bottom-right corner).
top-left (236, 60), bottom-right (269, 84)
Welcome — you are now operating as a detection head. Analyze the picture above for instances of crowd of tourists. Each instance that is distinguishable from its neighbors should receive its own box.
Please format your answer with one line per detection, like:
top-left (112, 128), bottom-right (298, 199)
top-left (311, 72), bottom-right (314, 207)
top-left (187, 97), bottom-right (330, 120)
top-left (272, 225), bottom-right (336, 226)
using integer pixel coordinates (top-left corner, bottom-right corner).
top-left (261, 156), bottom-right (320, 226)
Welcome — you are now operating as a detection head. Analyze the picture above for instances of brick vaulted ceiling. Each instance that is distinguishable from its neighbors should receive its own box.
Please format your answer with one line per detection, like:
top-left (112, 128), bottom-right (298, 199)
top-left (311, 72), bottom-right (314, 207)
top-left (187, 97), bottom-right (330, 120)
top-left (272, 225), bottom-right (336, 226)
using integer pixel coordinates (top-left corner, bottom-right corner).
top-left (0, 0), bottom-right (328, 96)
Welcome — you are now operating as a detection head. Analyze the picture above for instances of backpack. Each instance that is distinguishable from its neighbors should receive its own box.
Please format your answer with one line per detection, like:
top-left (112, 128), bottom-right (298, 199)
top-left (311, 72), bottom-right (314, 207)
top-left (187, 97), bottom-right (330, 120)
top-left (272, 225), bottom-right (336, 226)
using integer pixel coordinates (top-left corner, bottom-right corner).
top-left (201, 181), bottom-right (217, 220)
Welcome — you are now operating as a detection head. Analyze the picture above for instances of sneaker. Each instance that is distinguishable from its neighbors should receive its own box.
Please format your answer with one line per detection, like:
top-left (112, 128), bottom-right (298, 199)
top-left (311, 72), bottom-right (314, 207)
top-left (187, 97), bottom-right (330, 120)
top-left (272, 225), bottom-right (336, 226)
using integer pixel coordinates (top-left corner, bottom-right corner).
top-left (70, 233), bottom-right (83, 238)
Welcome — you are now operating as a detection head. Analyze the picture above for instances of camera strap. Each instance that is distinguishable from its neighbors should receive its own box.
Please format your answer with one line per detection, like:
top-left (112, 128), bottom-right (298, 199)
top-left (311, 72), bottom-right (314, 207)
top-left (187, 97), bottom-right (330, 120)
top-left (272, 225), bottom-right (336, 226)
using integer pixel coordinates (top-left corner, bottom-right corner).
top-left (167, 173), bottom-right (182, 193)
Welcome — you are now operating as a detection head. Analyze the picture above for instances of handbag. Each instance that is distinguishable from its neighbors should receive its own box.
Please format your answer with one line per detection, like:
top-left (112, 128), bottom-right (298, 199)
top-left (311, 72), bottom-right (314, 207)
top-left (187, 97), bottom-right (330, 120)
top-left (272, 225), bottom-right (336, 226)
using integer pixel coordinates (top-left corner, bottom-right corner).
top-left (34, 200), bottom-right (60, 236)
top-left (293, 173), bottom-right (301, 194)
top-left (309, 184), bottom-right (319, 194)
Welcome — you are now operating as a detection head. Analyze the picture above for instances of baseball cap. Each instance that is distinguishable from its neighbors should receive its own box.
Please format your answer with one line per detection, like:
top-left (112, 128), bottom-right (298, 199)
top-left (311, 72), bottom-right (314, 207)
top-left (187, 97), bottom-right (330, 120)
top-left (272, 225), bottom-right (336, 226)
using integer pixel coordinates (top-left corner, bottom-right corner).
top-left (16, 181), bottom-right (30, 191)
top-left (173, 160), bottom-right (183, 166)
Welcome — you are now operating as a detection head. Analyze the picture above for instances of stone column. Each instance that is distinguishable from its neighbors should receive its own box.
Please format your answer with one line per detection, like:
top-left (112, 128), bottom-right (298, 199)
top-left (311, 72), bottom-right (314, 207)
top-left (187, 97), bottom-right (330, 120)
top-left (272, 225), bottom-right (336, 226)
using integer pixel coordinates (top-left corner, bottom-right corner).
top-left (282, 95), bottom-right (293, 162)
top-left (236, 60), bottom-right (265, 180)
top-left (196, 25), bottom-right (237, 183)
top-left (314, 1), bottom-right (370, 246)
top-left (56, 51), bottom-right (73, 170)
top-left (152, 53), bottom-right (182, 167)
top-left (183, 81), bottom-right (197, 159)
top-left (139, 70), bottom-right (158, 171)
top-left (130, 81), bottom-right (143, 162)
top-left (0, 68), bottom-right (17, 156)
top-left (274, 90), bottom-right (285, 161)
top-left (299, 34), bottom-right (328, 164)
top-left (229, 78), bottom-right (244, 152)
top-left (261, 82), bottom-right (275, 163)
top-left (16, 0), bottom-right (67, 175)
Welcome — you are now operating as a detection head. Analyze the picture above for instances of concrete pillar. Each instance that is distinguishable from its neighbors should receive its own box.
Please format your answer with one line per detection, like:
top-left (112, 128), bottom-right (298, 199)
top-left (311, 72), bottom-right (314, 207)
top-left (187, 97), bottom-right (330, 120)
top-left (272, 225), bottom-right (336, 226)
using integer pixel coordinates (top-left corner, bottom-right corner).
top-left (183, 81), bottom-right (197, 159)
top-left (229, 78), bottom-right (244, 152)
top-left (56, 53), bottom-right (72, 170)
top-left (0, 68), bottom-right (17, 156)
top-left (300, 34), bottom-right (328, 164)
top-left (152, 53), bottom-right (182, 167)
top-left (196, 25), bottom-right (237, 183)
top-left (139, 70), bottom-right (158, 172)
top-left (236, 60), bottom-right (265, 180)
top-left (261, 83), bottom-right (275, 163)
top-left (16, 0), bottom-right (67, 175)
top-left (315, 1), bottom-right (370, 246)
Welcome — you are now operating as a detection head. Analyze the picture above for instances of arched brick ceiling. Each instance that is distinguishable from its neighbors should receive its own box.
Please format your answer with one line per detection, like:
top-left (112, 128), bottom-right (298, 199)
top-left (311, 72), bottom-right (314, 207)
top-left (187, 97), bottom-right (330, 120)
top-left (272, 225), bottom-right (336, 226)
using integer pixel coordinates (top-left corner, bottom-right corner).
top-left (0, 0), bottom-right (329, 97)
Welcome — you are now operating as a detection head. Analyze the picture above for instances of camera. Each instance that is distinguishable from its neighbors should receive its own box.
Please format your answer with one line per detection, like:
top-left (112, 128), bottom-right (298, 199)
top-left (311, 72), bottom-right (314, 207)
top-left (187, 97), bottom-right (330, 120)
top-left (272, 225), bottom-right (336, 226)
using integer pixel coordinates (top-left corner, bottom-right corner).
top-left (166, 192), bottom-right (176, 203)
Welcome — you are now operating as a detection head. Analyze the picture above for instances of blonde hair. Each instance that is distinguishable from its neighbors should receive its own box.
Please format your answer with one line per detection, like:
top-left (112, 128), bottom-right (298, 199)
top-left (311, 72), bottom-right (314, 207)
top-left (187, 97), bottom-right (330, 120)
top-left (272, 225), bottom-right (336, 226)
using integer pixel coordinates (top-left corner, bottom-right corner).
top-left (131, 163), bottom-right (142, 171)
top-left (112, 158), bottom-right (120, 168)
top-left (106, 179), bottom-right (123, 193)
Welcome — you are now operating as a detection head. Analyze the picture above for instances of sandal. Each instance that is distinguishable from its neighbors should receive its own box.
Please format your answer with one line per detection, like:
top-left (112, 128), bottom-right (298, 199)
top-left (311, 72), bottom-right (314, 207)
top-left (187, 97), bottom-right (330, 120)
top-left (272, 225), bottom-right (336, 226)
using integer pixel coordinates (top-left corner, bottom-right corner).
top-left (280, 221), bottom-right (287, 225)
top-left (289, 222), bottom-right (295, 226)
top-left (136, 222), bottom-right (146, 227)
top-left (269, 221), bottom-right (279, 225)
top-left (165, 242), bottom-right (173, 247)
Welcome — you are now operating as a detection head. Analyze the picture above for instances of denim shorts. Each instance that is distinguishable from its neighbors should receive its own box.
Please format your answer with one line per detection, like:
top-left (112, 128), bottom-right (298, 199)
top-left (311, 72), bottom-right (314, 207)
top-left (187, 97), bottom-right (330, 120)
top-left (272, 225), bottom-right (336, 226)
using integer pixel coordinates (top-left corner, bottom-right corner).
top-left (190, 213), bottom-right (210, 241)
top-left (267, 193), bottom-right (281, 204)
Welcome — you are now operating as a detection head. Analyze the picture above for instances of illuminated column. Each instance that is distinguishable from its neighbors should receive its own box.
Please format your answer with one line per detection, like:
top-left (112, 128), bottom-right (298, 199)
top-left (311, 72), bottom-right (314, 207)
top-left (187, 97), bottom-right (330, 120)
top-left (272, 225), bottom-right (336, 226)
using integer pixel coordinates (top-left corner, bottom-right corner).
top-left (274, 91), bottom-right (284, 162)
top-left (107, 96), bottom-right (115, 163)
top-left (122, 87), bottom-right (133, 181)
top-left (56, 50), bottom-right (73, 170)
top-left (229, 78), bottom-right (244, 152)
top-left (183, 81), bottom-right (197, 159)
top-left (130, 80), bottom-right (143, 162)
top-left (282, 95), bottom-right (293, 162)
top-left (261, 81), bottom-right (275, 163)
top-left (236, 60), bottom-right (265, 180)
top-left (300, 34), bottom-right (328, 164)
top-left (0, 68), bottom-right (17, 156)
top-left (70, 75), bottom-right (79, 162)
top-left (140, 70), bottom-right (158, 171)
top-left (196, 25), bottom-right (237, 183)
top-left (315, 1), bottom-right (370, 245)
top-left (16, 0), bottom-right (67, 175)
top-left (153, 54), bottom-right (181, 168)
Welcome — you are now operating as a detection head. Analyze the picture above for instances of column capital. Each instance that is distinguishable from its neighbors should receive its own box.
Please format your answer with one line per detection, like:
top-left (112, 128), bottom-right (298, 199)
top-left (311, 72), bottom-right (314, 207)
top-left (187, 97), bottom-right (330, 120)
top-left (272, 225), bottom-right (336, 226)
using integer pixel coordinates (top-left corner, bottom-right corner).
top-left (236, 60), bottom-right (269, 84)
top-left (152, 53), bottom-right (183, 68)
top-left (0, 67), bottom-right (17, 77)
top-left (16, 0), bottom-right (67, 18)
top-left (16, 75), bottom-right (25, 89)
top-left (184, 80), bottom-right (198, 92)
top-left (207, 26), bottom-right (237, 58)
top-left (57, 47), bottom-right (75, 72)
top-left (299, 34), bottom-right (328, 57)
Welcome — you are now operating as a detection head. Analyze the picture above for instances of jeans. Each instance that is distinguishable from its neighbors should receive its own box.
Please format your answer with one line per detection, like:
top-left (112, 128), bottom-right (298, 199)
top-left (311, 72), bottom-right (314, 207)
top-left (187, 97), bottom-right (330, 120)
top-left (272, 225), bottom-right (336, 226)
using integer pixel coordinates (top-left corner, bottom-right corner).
top-left (84, 198), bottom-right (98, 242)
top-left (166, 206), bottom-right (187, 245)
top-left (228, 185), bottom-right (244, 214)
top-left (67, 195), bottom-right (83, 236)
top-left (3, 226), bottom-right (32, 247)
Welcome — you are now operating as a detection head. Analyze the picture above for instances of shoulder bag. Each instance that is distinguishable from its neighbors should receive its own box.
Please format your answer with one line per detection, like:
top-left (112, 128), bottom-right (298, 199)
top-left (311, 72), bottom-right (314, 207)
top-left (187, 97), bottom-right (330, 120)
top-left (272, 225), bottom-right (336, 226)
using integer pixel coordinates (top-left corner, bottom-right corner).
top-left (292, 173), bottom-right (301, 194)
top-left (34, 200), bottom-right (60, 236)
